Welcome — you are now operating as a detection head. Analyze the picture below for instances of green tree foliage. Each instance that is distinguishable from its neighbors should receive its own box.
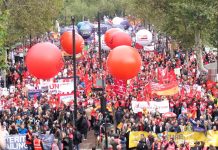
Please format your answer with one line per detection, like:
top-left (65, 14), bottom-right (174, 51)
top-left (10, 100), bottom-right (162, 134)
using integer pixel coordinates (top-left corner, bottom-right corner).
top-left (60, 0), bottom-right (128, 25)
top-left (129, 0), bottom-right (217, 71)
top-left (0, 0), bottom-right (9, 68)
top-left (6, 0), bottom-right (63, 45)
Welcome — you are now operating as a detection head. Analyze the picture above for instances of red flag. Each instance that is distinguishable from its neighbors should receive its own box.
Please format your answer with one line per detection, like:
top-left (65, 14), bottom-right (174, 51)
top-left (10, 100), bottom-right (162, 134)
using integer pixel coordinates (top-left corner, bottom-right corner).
top-left (113, 79), bottom-right (127, 95)
top-left (167, 69), bottom-right (177, 81)
top-left (157, 67), bottom-right (168, 83)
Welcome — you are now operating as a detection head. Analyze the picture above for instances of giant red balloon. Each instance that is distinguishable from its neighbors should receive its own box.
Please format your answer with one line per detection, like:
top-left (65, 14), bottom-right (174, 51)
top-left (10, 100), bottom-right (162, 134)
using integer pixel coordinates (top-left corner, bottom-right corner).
top-left (60, 31), bottom-right (84, 55)
top-left (107, 46), bottom-right (142, 80)
top-left (110, 31), bottom-right (132, 49)
top-left (104, 28), bottom-right (122, 48)
top-left (25, 42), bottom-right (64, 79)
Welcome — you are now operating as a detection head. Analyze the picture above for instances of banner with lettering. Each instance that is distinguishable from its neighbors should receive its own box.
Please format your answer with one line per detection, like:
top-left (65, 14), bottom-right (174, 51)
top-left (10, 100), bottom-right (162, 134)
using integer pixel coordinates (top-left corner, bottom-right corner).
top-left (6, 135), bottom-right (27, 150)
top-left (48, 82), bottom-right (74, 94)
top-left (6, 134), bottom-right (54, 150)
top-left (131, 100), bottom-right (169, 113)
top-left (129, 131), bottom-right (218, 148)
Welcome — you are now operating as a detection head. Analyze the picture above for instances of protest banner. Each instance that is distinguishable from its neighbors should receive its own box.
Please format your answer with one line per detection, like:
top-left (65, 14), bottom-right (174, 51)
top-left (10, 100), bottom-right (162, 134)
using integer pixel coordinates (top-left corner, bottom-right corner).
top-left (6, 134), bottom-right (54, 150)
top-left (0, 88), bottom-right (9, 96)
top-left (48, 82), bottom-right (74, 94)
top-left (38, 134), bottom-right (54, 150)
top-left (128, 131), bottom-right (218, 148)
top-left (28, 89), bottom-right (42, 100)
top-left (131, 100), bottom-right (169, 113)
top-left (39, 77), bottom-right (77, 94)
top-left (58, 94), bottom-right (74, 105)
top-left (6, 135), bottom-right (27, 150)
top-left (149, 81), bottom-right (179, 96)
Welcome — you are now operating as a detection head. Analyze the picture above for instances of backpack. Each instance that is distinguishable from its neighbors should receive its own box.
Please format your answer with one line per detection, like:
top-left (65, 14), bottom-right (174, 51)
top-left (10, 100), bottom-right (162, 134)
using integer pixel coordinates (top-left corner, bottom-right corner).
top-left (76, 131), bottom-right (82, 143)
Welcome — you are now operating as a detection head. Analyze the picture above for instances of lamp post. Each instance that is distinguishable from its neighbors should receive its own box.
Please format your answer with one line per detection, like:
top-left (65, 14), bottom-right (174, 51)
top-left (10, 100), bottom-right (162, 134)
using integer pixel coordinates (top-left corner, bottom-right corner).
top-left (71, 16), bottom-right (77, 125)
top-left (97, 12), bottom-right (108, 149)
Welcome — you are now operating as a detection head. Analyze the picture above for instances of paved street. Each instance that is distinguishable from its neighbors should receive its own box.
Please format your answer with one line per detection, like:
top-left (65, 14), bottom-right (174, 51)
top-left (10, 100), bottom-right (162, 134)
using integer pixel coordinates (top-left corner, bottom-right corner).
top-left (80, 130), bottom-right (101, 150)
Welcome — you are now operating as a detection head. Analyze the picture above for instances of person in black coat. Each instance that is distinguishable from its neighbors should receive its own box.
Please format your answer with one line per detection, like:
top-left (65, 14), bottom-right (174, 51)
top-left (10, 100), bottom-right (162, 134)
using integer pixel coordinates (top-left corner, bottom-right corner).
top-left (156, 122), bottom-right (166, 134)
top-left (76, 114), bottom-right (88, 140)
top-left (115, 107), bottom-right (124, 124)
top-left (93, 119), bottom-right (101, 136)
top-left (169, 123), bottom-right (181, 132)
top-left (136, 134), bottom-right (148, 150)
top-left (73, 129), bottom-right (82, 150)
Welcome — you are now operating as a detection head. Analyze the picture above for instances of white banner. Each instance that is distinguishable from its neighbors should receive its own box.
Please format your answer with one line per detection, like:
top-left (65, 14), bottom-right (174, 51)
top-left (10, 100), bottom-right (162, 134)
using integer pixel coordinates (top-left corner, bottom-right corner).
top-left (131, 100), bottom-right (169, 113)
top-left (48, 82), bottom-right (74, 94)
top-left (6, 135), bottom-right (27, 150)
top-left (59, 94), bottom-right (74, 105)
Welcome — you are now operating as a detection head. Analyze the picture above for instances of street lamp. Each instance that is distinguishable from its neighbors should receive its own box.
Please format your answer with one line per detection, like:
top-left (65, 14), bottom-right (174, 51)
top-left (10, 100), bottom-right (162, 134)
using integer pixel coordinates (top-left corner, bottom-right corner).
top-left (97, 12), bottom-right (109, 150)
top-left (71, 16), bottom-right (77, 125)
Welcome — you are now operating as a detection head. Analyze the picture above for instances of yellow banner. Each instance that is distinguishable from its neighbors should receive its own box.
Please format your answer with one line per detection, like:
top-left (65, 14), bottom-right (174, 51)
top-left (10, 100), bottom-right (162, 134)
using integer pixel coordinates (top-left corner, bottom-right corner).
top-left (129, 131), bottom-right (218, 148)
top-left (153, 86), bottom-right (179, 96)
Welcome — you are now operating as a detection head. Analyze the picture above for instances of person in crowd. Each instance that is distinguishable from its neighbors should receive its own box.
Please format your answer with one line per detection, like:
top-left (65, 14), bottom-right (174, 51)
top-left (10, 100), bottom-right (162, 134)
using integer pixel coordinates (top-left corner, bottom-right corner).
top-left (137, 134), bottom-right (148, 150)
top-left (33, 135), bottom-right (44, 150)
top-left (18, 123), bottom-right (28, 134)
top-left (51, 139), bottom-right (59, 150)
top-left (26, 128), bottom-right (33, 150)
top-left (152, 138), bottom-right (161, 150)
top-left (73, 127), bottom-right (82, 150)
top-left (164, 138), bottom-right (178, 150)
top-left (76, 112), bottom-right (89, 140)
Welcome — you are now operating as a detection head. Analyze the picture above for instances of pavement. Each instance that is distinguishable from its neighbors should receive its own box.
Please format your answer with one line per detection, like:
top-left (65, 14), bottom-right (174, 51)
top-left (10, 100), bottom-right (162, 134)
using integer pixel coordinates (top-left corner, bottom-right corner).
top-left (80, 130), bottom-right (101, 150)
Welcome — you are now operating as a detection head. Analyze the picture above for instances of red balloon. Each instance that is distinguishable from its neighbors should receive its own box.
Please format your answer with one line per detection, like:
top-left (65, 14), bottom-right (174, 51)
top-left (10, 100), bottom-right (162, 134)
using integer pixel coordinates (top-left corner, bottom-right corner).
top-left (104, 28), bottom-right (122, 48)
top-left (60, 31), bottom-right (84, 55)
top-left (25, 42), bottom-right (64, 79)
top-left (107, 46), bottom-right (142, 80)
top-left (110, 31), bottom-right (132, 49)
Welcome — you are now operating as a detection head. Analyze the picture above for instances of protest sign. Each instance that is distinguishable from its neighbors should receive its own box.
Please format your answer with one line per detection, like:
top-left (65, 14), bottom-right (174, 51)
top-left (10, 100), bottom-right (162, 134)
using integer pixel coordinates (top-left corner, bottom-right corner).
top-left (28, 89), bottom-right (42, 100)
top-left (131, 100), bottom-right (169, 113)
top-left (6, 135), bottom-right (27, 150)
top-left (6, 134), bottom-right (54, 150)
top-left (58, 94), bottom-right (74, 105)
top-left (128, 131), bottom-right (218, 148)
top-left (38, 134), bottom-right (54, 150)
top-left (48, 82), bottom-right (74, 94)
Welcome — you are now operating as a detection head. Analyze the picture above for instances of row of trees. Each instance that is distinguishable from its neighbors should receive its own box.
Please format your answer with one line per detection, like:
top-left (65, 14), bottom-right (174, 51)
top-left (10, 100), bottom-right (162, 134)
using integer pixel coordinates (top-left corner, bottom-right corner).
top-left (128, 0), bottom-right (218, 71)
top-left (0, 0), bottom-right (127, 68)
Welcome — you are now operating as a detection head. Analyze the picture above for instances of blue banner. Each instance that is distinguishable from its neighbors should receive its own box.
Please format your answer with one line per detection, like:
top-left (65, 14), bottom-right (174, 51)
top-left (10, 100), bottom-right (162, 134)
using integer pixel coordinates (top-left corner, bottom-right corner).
top-left (28, 89), bottom-right (42, 100)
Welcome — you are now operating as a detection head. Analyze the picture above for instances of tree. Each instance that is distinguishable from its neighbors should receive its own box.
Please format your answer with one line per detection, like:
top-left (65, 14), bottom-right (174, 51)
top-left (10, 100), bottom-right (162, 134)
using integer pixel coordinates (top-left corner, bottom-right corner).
top-left (6, 0), bottom-right (63, 45)
top-left (129, 0), bottom-right (217, 72)
top-left (0, 0), bottom-right (8, 69)
top-left (60, 0), bottom-right (128, 25)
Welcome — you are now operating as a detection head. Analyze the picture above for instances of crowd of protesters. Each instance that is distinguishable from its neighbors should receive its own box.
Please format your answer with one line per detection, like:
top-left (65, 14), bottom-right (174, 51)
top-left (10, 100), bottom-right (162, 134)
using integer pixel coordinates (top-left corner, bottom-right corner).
top-left (0, 22), bottom-right (217, 150)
